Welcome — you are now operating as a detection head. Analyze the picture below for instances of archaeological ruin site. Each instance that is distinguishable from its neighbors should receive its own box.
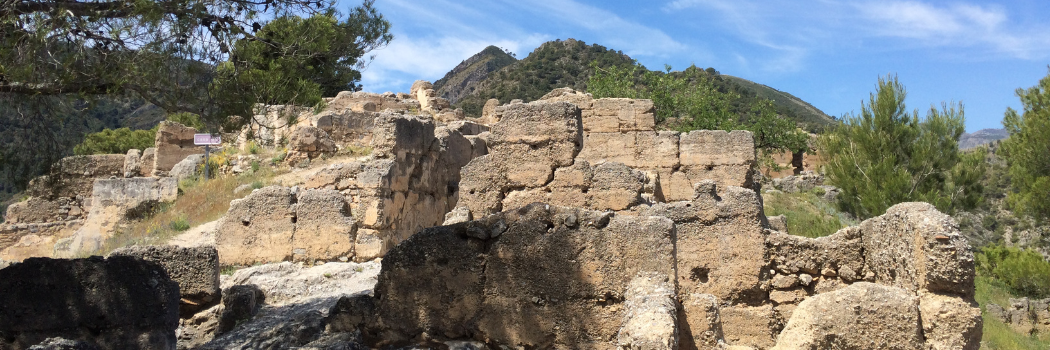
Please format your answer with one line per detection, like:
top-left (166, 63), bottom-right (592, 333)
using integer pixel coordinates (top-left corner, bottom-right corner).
top-left (0, 82), bottom-right (982, 350)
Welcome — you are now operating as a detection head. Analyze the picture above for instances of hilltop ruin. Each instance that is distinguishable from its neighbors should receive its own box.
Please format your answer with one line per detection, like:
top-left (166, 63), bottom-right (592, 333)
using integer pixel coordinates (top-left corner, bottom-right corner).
top-left (0, 83), bottom-right (981, 350)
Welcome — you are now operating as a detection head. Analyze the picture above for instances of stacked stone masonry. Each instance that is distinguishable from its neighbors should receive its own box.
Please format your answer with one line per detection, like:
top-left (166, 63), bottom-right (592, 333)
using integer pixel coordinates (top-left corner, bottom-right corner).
top-left (215, 113), bottom-right (483, 266)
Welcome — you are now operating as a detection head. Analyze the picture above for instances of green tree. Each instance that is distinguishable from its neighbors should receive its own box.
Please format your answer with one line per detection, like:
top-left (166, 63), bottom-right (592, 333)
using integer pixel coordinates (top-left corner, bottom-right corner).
top-left (588, 63), bottom-right (810, 165)
top-left (0, 0), bottom-right (390, 190)
top-left (74, 127), bottom-right (156, 155)
top-left (1000, 69), bottom-right (1050, 222)
top-left (818, 75), bottom-right (984, 218)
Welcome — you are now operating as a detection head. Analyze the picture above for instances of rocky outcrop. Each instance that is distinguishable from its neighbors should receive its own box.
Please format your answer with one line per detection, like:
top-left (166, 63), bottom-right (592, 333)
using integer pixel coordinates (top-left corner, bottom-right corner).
top-left (769, 171), bottom-right (824, 193)
top-left (0, 256), bottom-right (180, 350)
top-left (368, 203), bottom-right (677, 348)
top-left (170, 154), bottom-right (204, 182)
top-left (109, 245), bottom-right (221, 317)
top-left (153, 122), bottom-right (205, 176)
top-left (987, 297), bottom-right (1050, 334)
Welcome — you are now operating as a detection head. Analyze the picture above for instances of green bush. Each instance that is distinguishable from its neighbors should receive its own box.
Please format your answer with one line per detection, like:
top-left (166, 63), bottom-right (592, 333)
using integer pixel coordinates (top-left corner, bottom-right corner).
top-left (74, 127), bottom-right (156, 155)
top-left (166, 112), bottom-right (206, 131)
top-left (977, 245), bottom-right (1050, 298)
top-left (169, 216), bottom-right (191, 232)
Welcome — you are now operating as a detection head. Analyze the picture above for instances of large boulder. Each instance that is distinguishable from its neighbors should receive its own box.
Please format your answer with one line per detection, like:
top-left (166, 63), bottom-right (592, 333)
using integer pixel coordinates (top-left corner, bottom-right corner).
top-left (286, 126), bottom-right (337, 164)
top-left (0, 256), bottom-right (180, 350)
top-left (169, 154), bottom-right (204, 182)
top-left (109, 245), bottom-right (221, 317)
top-left (772, 282), bottom-right (923, 350)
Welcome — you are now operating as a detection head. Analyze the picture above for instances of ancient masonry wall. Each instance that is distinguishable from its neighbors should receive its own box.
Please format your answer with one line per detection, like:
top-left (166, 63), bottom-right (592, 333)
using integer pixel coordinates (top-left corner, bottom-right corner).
top-left (456, 97), bottom-right (755, 220)
top-left (215, 113), bottom-right (486, 266)
top-left (1, 122), bottom-right (199, 260)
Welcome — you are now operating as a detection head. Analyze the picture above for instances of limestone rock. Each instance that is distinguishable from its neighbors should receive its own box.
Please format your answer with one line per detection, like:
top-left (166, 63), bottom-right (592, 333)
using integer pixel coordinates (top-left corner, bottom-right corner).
top-left (154, 121), bottom-right (204, 175)
top-left (772, 282), bottom-right (922, 350)
top-left (0, 256), bottom-right (180, 350)
top-left (170, 154), bottom-right (204, 182)
top-left (217, 285), bottom-right (264, 335)
top-left (140, 147), bottom-right (157, 176)
top-left (109, 245), bottom-right (221, 317)
top-left (215, 187), bottom-right (355, 266)
top-left (370, 203), bottom-right (676, 348)
top-left (618, 272), bottom-right (679, 350)
top-left (860, 202), bottom-right (975, 296)
top-left (286, 126), bottom-right (337, 164)
top-left (919, 293), bottom-right (982, 350)
top-left (123, 149), bottom-right (143, 178)
top-left (27, 338), bottom-right (101, 350)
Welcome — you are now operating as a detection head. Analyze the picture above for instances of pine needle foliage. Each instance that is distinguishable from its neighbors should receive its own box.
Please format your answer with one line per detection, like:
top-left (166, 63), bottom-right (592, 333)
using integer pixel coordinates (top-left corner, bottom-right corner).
top-left (1000, 69), bottom-right (1050, 223)
top-left (818, 75), bottom-right (985, 219)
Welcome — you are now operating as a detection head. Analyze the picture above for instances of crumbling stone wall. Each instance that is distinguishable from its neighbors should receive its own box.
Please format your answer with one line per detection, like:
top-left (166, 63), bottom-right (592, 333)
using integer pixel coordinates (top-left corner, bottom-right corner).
top-left (987, 297), bottom-right (1050, 334)
top-left (216, 113), bottom-right (483, 266)
top-left (367, 203), bottom-right (678, 349)
top-left (456, 99), bottom-right (756, 219)
top-left (539, 88), bottom-right (757, 202)
top-left (153, 121), bottom-right (205, 176)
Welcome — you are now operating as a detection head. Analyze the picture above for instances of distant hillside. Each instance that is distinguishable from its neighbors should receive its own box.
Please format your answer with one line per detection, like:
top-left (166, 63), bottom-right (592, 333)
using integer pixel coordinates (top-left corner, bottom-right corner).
top-left (445, 39), bottom-right (834, 132)
top-left (452, 39), bottom-right (637, 117)
top-left (432, 46), bottom-right (517, 104)
top-left (960, 128), bottom-right (1009, 149)
top-left (721, 75), bottom-right (835, 132)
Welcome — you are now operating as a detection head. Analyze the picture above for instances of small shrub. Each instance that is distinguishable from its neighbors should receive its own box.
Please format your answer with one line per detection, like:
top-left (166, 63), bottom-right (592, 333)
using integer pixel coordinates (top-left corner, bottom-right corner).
top-left (323, 273), bottom-right (333, 278)
top-left (221, 266), bottom-right (239, 276)
top-left (977, 245), bottom-right (1050, 298)
top-left (245, 141), bottom-right (261, 155)
top-left (250, 160), bottom-right (261, 173)
top-left (271, 149), bottom-right (287, 165)
top-left (251, 181), bottom-right (264, 190)
top-left (169, 216), bottom-right (191, 231)
top-left (812, 187), bottom-right (826, 196)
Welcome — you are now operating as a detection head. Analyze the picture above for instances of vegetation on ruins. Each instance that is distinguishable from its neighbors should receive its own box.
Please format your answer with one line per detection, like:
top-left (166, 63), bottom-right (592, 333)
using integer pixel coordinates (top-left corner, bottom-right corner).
top-left (999, 69), bottom-right (1050, 223)
top-left (818, 75), bottom-right (985, 219)
top-left (762, 189), bottom-right (856, 238)
top-left (587, 62), bottom-right (812, 169)
top-left (0, 0), bottom-right (391, 192)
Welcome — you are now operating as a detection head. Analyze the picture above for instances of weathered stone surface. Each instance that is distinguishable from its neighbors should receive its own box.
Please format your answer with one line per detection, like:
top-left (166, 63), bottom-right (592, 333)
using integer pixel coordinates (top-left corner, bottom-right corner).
top-left (772, 282), bottom-right (922, 350)
top-left (370, 203), bottom-right (676, 348)
top-left (154, 121), bottom-right (204, 175)
top-left (480, 98), bottom-right (500, 124)
top-left (170, 154), bottom-right (204, 182)
top-left (217, 285), bottom-right (264, 335)
top-left (109, 245), bottom-right (221, 316)
top-left (215, 187), bottom-right (355, 265)
top-left (679, 293), bottom-right (725, 350)
top-left (312, 110), bottom-right (378, 146)
top-left (617, 272), bottom-right (678, 350)
top-left (860, 202), bottom-right (975, 296)
top-left (124, 149), bottom-right (143, 178)
top-left (286, 126), bottom-right (337, 163)
top-left (0, 256), bottom-right (180, 350)
top-left (765, 227), bottom-right (864, 279)
top-left (140, 148), bottom-right (157, 176)
top-left (770, 171), bottom-right (824, 193)
top-left (26, 337), bottom-right (101, 350)
top-left (919, 292), bottom-right (982, 350)
top-left (720, 304), bottom-right (776, 349)
top-left (26, 155), bottom-right (125, 199)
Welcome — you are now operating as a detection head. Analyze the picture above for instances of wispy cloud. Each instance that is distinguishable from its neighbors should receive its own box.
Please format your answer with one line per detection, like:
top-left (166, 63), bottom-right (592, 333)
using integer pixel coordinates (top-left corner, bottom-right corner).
top-left (663, 0), bottom-right (1050, 64)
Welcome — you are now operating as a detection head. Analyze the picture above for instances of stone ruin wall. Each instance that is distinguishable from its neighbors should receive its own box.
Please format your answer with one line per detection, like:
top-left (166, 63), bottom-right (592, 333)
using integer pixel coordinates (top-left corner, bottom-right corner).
top-left (438, 96), bottom-right (980, 349)
top-left (1, 122), bottom-right (201, 261)
top-left (368, 193), bottom-right (981, 350)
top-left (214, 113), bottom-right (486, 266)
top-left (456, 96), bottom-right (756, 221)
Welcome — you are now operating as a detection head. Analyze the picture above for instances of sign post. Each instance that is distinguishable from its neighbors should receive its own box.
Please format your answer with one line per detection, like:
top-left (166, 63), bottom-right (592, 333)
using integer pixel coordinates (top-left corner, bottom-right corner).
top-left (193, 134), bottom-right (222, 181)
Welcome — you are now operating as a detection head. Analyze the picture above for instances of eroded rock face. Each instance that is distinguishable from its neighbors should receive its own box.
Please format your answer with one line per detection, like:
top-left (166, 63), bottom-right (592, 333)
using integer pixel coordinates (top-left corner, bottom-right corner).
top-left (109, 245), bottom-right (221, 317)
top-left (215, 187), bottom-right (355, 266)
top-left (154, 122), bottom-right (204, 176)
top-left (54, 177), bottom-right (179, 258)
top-left (0, 256), bottom-right (180, 350)
top-left (286, 126), bottom-right (337, 164)
top-left (772, 282), bottom-right (923, 350)
top-left (369, 203), bottom-right (677, 349)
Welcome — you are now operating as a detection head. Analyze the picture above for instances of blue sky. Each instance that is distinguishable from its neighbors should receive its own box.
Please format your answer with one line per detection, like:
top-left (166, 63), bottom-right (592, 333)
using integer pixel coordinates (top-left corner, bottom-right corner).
top-left (342, 0), bottom-right (1050, 132)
